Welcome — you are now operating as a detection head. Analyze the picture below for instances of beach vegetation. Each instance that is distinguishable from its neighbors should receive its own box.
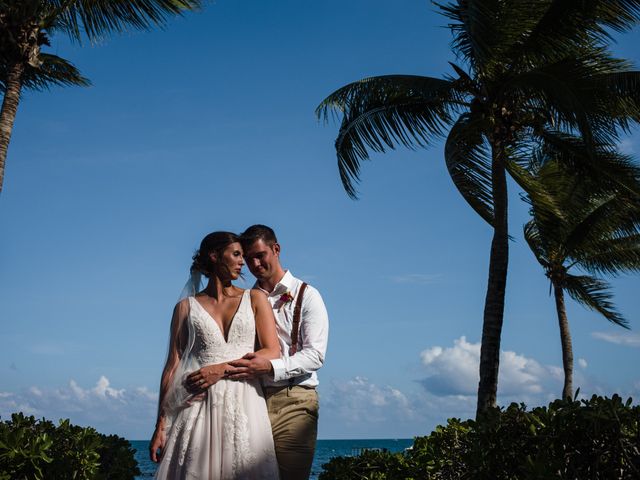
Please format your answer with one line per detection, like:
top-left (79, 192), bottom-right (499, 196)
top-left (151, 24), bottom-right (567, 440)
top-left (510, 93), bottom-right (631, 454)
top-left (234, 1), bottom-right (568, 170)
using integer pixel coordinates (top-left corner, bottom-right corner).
top-left (0, 412), bottom-right (140, 480)
top-left (320, 394), bottom-right (640, 479)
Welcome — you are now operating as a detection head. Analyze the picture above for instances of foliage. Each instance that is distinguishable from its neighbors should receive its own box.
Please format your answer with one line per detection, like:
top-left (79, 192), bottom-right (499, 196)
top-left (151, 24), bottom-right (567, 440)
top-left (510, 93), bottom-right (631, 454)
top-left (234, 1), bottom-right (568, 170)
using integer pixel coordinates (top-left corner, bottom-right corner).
top-left (0, 412), bottom-right (140, 480)
top-left (519, 146), bottom-right (640, 398)
top-left (320, 394), bottom-right (640, 479)
top-left (0, 0), bottom-right (201, 92)
top-left (523, 151), bottom-right (640, 325)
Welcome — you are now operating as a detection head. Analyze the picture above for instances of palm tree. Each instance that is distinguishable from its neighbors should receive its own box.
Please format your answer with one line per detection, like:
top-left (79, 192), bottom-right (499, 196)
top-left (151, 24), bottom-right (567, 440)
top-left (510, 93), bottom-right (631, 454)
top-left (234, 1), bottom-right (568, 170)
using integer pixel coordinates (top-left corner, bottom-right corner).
top-left (522, 140), bottom-right (640, 400)
top-left (0, 0), bottom-right (201, 194)
top-left (316, 0), bottom-right (640, 416)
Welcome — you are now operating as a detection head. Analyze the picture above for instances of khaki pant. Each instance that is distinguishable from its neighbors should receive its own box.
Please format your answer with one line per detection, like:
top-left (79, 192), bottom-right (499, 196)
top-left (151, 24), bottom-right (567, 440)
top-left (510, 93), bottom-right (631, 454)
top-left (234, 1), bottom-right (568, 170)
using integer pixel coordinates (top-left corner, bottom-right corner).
top-left (265, 386), bottom-right (318, 480)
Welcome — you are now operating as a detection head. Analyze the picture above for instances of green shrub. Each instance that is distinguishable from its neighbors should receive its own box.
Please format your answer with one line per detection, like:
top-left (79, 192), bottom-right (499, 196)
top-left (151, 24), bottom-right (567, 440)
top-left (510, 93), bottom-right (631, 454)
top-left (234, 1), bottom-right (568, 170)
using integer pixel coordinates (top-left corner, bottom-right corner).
top-left (0, 413), bottom-right (140, 480)
top-left (319, 394), bottom-right (640, 479)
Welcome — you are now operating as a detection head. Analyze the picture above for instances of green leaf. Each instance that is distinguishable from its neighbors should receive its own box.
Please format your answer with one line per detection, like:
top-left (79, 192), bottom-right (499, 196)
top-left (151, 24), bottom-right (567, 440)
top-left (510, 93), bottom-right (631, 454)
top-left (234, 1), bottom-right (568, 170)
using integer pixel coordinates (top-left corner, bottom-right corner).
top-left (563, 273), bottom-right (628, 327)
top-left (445, 113), bottom-right (494, 224)
top-left (317, 75), bottom-right (460, 198)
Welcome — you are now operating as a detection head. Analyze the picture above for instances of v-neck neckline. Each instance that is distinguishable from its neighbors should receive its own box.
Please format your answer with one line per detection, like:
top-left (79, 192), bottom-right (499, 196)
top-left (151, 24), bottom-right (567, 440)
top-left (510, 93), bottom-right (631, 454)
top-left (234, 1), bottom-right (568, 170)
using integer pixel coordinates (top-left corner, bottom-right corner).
top-left (192, 290), bottom-right (246, 343)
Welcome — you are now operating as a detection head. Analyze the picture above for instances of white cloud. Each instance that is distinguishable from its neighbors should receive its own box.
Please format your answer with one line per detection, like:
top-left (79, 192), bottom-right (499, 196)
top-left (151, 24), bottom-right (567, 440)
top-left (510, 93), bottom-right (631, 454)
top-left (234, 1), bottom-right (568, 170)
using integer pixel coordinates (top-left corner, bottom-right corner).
top-left (69, 380), bottom-right (87, 400)
top-left (420, 337), bottom-right (479, 395)
top-left (578, 358), bottom-right (588, 369)
top-left (29, 386), bottom-right (43, 397)
top-left (592, 331), bottom-right (640, 347)
top-left (92, 376), bottom-right (125, 400)
top-left (0, 377), bottom-right (157, 439)
top-left (419, 336), bottom-right (563, 403)
top-left (389, 273), bottom-right (443, 284)
top-left (320, 376), bottom-right (477, 439)
top-left (135, 386), bottom-right (159, 402)
top-left (324, 376), bottom-right (414, 423)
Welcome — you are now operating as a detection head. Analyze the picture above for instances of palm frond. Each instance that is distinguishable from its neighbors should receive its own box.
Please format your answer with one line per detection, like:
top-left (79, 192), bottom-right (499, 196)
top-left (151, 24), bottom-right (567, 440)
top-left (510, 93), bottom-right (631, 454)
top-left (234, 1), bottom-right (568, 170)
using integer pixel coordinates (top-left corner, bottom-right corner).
top-left (479, 0), bottom-right (559, 74)
top-left (584, 70), bottom-right (640, 128)
top-left (0, 53), bottom-right (90, 93)
top-left (577, 233), bottom-right (640, 276)
top-left (435, 0), bottom-right (555, 74)
top-left (507, 52), bottom-right (636, 146)
top-left (444, 112), bottom-right (493, 224)
top-left (506, 156), bottom-right (565, 224)
top-left (524, 220), bottom-right (552, 268)
top-left (53, 0), bottom-right (202, 42)
top-left (434, 0), bottom-right (483, 68)
top-left (536, 131), bottom-right (640, 197)
top-left (434, 0), bottom-right (515, 71)
top-left (522, 136), bottom-right (640, 306)
top-left (317, 75), bottom-right (461, 198)
top-left (576, 0), bottom-right (640, 35)
top-left (563, 194), bottom-right (631, 253)
top-left (506, 0), bottom-right (640, 67)
top-left (523, 138), bottom-right (640, 261)
top-left (26, 53), bottom-right (90, 91)
top-left (563, 274), bottom-right (629, 328)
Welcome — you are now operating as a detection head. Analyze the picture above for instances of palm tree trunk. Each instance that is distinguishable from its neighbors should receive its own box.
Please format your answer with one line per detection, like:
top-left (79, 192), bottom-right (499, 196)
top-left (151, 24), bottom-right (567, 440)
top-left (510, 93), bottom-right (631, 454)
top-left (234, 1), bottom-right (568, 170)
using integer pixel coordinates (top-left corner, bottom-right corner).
top-left (553, 284), bottom-right (573, 399)
top-left (476, 144), bottom-right (509, 417)
top-left (0, 61), bottom-right (25, 195)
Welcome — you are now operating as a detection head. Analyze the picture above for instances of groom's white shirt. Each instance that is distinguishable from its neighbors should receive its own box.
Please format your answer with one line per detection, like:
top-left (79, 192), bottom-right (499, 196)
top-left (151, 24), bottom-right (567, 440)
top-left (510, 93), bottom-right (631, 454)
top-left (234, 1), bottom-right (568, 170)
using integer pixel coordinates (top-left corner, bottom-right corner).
top-left (255, 270), bottom-right (329, 388)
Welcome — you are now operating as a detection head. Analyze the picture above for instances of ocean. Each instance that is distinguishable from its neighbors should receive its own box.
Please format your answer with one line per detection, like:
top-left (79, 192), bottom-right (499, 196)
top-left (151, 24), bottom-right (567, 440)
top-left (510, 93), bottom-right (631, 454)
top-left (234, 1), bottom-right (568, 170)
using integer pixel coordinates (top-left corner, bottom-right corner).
top-left (130, 438), bottom-right (414, 479)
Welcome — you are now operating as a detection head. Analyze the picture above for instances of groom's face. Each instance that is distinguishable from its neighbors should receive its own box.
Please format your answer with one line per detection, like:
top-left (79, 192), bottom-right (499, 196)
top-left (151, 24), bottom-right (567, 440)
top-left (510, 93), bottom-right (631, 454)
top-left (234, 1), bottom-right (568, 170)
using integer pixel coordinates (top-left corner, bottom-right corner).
top-left (243, 239), bottom-right (280, 280)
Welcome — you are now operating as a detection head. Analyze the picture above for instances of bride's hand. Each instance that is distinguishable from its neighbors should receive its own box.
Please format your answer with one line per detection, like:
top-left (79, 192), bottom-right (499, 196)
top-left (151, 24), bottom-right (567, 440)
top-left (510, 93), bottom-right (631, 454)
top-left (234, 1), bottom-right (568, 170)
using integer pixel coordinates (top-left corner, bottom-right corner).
top-left (186, 363), bottom-right (229, 392)
top-left (149, 423), bottom-right (166, 463)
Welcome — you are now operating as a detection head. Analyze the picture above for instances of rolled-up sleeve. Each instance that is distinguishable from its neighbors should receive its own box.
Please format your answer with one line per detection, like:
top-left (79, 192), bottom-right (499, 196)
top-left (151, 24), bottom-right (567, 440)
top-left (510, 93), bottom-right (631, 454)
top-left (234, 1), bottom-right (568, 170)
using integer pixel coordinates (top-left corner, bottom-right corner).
top-left (270, 286), bottom-right (329, 382)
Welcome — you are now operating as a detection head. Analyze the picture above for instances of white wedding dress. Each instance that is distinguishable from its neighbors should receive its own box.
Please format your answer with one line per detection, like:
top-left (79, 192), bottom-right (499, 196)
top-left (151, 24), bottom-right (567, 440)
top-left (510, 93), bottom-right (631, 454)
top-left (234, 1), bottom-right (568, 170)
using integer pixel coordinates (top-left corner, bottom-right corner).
top-left (155, 290), bottom-right (280, 480)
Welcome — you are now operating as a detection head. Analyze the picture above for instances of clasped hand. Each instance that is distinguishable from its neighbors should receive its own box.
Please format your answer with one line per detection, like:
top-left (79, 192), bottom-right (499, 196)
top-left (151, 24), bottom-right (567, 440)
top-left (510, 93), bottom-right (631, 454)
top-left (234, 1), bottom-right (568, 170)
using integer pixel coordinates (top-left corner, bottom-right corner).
top-left (185, 363), bottom-right (228, 393)
top-left (226, 352), bottom-right (273, 380)
top-left (185, 353), bottom-right (272, 394)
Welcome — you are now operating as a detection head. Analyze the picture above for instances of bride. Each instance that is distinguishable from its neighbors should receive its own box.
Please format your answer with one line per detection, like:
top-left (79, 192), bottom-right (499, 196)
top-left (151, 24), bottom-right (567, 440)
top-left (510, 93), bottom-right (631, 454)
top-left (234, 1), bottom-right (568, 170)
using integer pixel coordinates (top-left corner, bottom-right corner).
top-left (149, 231), bottom-right (281, 479)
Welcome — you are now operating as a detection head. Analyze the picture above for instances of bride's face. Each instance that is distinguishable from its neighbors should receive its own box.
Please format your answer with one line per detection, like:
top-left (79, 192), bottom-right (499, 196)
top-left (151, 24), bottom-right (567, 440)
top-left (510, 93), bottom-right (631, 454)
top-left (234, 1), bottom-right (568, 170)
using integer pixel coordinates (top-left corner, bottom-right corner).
top-left (219, 242), bottom-right (244, 280)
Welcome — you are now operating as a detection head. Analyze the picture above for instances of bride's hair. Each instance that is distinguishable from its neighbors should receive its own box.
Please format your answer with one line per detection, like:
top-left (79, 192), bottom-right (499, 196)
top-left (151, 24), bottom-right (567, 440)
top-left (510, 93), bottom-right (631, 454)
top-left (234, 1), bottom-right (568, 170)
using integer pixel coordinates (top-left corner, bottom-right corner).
top-left (191, 231), bottom-right (240, 280)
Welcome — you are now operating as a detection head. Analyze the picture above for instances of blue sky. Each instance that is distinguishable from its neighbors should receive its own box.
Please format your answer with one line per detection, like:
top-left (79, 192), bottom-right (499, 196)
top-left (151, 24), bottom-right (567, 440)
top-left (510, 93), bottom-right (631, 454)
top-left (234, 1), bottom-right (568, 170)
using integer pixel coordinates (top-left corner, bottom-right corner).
top-left (1, 0), bottom-right (639, 440)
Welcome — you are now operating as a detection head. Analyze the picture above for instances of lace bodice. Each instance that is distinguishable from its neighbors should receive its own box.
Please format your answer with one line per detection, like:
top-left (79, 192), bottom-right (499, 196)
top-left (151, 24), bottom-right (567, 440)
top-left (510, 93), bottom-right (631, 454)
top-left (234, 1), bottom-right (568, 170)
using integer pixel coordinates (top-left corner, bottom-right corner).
top-left (187, 290), bottom-right (255, 365)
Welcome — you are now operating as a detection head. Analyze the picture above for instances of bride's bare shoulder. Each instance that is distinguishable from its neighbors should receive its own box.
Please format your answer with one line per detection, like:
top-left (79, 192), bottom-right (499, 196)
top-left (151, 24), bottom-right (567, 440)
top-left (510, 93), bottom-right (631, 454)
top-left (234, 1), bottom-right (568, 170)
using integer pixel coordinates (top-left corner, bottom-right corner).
top-left (249, 288), bottom-right (269, 307)
top-left (173, 297), bottom-right (191, 316)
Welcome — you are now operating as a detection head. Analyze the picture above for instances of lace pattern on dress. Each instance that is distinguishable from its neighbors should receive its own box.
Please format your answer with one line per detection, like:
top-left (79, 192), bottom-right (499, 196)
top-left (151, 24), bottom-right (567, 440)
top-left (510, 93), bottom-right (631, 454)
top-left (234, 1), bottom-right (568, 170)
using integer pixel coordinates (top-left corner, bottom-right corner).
top-left (223, 387), bottom-right (256, 477)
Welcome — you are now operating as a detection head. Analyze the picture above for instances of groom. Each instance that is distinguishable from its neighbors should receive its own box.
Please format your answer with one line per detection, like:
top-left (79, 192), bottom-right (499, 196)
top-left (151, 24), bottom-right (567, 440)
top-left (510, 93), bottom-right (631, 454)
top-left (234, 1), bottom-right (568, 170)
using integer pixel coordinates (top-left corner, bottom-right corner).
top-left (228, 224), bottom-right (329, 480)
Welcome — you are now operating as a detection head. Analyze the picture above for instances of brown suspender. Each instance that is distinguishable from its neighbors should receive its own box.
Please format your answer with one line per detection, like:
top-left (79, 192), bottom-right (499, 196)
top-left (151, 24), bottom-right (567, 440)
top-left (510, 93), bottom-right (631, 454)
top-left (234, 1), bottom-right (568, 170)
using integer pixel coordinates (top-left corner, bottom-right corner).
top-left (289, 282), bottom-right (307, 356)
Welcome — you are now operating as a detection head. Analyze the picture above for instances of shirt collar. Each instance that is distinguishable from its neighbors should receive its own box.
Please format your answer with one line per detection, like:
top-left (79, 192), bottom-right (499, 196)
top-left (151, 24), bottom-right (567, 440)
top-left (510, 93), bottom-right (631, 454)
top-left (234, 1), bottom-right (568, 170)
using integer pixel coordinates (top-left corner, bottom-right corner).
top-left (255, 270), bottom-right (295, 297)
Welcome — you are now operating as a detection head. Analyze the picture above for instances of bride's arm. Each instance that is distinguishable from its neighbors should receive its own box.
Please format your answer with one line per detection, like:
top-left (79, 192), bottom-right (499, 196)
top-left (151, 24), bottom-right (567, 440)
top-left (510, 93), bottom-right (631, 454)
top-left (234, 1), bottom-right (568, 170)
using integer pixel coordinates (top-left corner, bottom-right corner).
top-left (225, 290), bottom-right (281, 379)
top-left (252, 288), bottom-right (281, 360)
top-left (150, 299), bottom-right (188, 462)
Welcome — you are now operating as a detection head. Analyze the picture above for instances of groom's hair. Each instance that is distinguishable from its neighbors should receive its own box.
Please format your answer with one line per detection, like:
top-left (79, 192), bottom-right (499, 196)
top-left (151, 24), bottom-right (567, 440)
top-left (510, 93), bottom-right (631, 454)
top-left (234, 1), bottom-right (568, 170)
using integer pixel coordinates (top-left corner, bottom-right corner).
top-left (240, 224), bottom-right (278, 247)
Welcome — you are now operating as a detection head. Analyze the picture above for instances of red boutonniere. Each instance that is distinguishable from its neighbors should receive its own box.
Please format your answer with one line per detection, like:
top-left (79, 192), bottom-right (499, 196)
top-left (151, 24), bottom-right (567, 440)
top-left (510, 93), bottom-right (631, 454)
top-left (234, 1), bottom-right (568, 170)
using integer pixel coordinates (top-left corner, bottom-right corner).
top-left (279, 291), bottom-right (294, 304)
top-left (278, 290), bottom-right (293, 309)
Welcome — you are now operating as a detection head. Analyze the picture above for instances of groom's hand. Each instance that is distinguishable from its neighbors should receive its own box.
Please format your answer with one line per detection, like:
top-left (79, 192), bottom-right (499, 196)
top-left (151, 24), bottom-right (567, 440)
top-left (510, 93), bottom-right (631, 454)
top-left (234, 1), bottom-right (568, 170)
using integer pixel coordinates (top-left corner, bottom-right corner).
top-left (226, 353), bottom-right (273, 380)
